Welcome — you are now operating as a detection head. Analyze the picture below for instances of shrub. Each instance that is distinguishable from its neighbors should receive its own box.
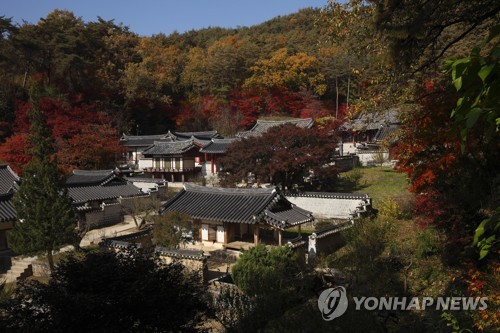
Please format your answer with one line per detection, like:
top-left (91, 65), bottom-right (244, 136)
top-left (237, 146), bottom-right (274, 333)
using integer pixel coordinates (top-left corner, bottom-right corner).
top-left (378, 196), bottom-right (402, 220)
top-left (416, 227), bottom-right (440, 258)
top-left (231, 243), bottom-right (299, 296)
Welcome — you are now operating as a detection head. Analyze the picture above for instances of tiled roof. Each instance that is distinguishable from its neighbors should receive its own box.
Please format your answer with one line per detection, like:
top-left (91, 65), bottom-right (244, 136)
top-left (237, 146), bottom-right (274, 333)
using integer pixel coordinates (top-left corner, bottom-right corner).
top-left (120, 130), bottom-right (221, 147)
top-left (155, 247), bottom-right (205, 260)
top-left (66, 169), bottom-right (117, 186)
top-left (374, 124), bottom-right (400, 142)
top-left (285, 192), bottom-right (370, 200)
top-left (190, 136), bottom-right (213, 147)
top-left (65, 170), bottom-right (144, 203)
top-left (237, 118), bottom-right (314, 138)
top-left (199, 138), bottom-right (239, 154)
top-left (0, 165), bottom-right (20, 194)
top-left (142, 140), bottom-right (198, 156)
top-left (160, 184), bottom-right (313, 229)
top-left (286, 235), bottom-right (307, 248)
top-left (311, 220), bottom-right (354, 239)
top-left (105, 226), bottom-right (152, 242)
top-left (124, 177), bottom-right (168, 184)
top-left (120, 134), bottom-right (172, 147)
top-left (67, 182), bottom-right (143, 204)
top-left (0, 193), bottom-right (16, 222)
top-left (264, 206), bottom-right (312, 229)
top-left (342, 109), bottom-right (400, 131)
top-left (172, 130), bottom-right (221, 141)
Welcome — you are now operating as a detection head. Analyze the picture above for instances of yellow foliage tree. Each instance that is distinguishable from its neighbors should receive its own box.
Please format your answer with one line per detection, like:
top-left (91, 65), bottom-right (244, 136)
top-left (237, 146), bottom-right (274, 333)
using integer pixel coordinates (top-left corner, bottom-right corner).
top-left (245, 48), bottom-right (326, 95)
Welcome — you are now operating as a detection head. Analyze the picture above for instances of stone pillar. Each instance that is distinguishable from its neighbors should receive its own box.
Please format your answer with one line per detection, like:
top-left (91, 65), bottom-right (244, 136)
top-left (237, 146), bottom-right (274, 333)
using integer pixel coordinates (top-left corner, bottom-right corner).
top-left (253, 225), bottom-right (260, 245)
top-left (308, 233), bottom-right (317, 259)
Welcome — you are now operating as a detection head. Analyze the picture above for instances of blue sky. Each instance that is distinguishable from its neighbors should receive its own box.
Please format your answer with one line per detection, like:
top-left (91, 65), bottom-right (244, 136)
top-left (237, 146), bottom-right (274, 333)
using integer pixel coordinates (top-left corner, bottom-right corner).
top-left (2, 0), bottom-right (329, 36)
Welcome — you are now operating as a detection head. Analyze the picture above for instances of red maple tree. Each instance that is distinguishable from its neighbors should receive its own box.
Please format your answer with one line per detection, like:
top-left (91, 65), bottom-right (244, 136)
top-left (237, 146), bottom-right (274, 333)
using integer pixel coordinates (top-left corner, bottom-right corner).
top-left (219, 124), bottom-right (339, 191)
top-left (0, 98), bottom-right (123, 174)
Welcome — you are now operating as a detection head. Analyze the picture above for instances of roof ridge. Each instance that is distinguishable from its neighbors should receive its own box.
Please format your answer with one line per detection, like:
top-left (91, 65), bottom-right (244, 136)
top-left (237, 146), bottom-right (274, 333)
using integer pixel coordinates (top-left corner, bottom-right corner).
top-left (257, 117), bottom-right (313, 124)
top-left (184, 184), bottom-right (276, 195)
top-left (72, 169), bottom-right (114, 175)
top-left (285, 191), bottom-right (369, 199)
top-left (122, 133), bottom-right (169, 139)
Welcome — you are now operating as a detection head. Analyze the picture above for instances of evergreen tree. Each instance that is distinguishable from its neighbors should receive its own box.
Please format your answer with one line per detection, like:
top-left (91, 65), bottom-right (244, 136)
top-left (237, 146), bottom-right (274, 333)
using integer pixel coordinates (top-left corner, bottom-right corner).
top-left (9, 94), bottom-right (76, 270)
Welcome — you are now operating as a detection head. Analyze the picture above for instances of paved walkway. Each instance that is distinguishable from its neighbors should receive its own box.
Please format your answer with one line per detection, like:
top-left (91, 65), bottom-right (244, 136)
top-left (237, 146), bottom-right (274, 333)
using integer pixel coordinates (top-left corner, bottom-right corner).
top-left (79, 215), bottom-right (139, 247)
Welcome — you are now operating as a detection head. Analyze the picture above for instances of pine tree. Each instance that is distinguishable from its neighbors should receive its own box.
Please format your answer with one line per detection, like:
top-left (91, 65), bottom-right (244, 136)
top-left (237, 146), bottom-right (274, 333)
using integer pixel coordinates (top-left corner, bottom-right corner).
top-left (9, 94), bottom-right (76, 270)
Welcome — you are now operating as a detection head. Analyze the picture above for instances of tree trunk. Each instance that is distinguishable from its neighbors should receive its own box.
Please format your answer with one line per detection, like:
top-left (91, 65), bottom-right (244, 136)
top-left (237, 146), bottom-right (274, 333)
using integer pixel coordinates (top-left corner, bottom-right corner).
top-left (346, 58), bottom-right (351, 109)
top-left (22, 69), bottom-right (28, 88)
top-left (47, 249), bottom-right (55, 271)
top-left (335, 76), bottom-right (339, 119)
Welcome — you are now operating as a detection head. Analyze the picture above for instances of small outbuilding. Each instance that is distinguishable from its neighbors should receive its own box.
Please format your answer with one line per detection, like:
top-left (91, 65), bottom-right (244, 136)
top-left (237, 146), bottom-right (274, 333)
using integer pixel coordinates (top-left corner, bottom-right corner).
top-left (160, 184), bottom-right (314, 248)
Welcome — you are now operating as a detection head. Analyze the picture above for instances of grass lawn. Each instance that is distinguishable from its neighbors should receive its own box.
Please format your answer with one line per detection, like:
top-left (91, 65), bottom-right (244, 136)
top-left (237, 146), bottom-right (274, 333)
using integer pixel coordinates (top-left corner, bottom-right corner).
top-left (337, 166), bottom-right (412, 207)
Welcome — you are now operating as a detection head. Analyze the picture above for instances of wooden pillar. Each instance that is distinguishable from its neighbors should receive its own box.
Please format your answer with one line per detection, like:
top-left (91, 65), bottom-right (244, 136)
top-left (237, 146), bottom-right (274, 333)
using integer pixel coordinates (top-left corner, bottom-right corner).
top-left (198, 223), bottom-right (202, 242)
top-left (298, 225), bottom-right (302, 234)
top-left (171, 173), bottom-right (174, 183)
top-left (278, 229), bottom-right (283, 246)
top-left (253, 225), bottom-right (260, 245)
top-left (181, 173), bottom-right (185, 183)
top-left (224, 223), bottom-right (228, 244)
top-left (211, 155), bottom-right (215, 174)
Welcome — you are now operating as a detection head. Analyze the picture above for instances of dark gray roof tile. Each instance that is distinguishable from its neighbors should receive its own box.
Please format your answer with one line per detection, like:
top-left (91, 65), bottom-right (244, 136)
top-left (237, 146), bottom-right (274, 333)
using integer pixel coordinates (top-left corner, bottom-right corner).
top-left (155, 247), bottom-right (205, 260)
top-left (67, 183), bottom-right (143, 203)
top-left (285, 192), bottom-right (369, 199)
top-left (160, 184), bottom-right (313, 229)
top-left (172, 130), bottom-right (221, 140)
top-left (342, 108), bottom-right (400, 131)
top-left (121, 130), bottom-right (221, 147)
top-left (237, 118), bottom-right (314, 138)
top-left (0, 165), bottom-right (20, 194)
top-left (374, 124), bottom-right (400, 142)
top-left (142, 140), bottom-right (198, 155)
top-left (120, 134), bottom-right (172, 147)
top-left (0, 193), bottom-right (16, 222)
top-left (66, 170), bottom-right (117, 186)
top-left (200, 138), bottom-right (239, 154)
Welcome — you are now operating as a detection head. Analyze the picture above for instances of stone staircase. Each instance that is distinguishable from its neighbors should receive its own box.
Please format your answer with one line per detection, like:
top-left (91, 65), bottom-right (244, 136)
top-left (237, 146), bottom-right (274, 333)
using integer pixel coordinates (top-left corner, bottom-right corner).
top-left (1, 256), bottom-right (36, 284)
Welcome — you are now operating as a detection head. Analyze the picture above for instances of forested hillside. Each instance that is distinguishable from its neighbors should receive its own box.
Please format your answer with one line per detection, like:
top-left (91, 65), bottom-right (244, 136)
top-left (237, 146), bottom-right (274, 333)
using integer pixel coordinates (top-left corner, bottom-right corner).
top-left (0, 7), bottom-right (343, 140)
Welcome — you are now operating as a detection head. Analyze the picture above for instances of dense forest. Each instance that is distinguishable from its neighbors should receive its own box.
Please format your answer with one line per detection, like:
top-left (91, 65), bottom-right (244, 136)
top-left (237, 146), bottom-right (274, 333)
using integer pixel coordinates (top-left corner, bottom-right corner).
top-left (0, 3), bottom-right (396, 171)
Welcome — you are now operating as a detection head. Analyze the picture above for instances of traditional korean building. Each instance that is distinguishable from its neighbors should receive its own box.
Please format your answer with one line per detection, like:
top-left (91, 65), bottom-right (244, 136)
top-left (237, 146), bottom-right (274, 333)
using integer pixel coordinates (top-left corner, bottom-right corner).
top-left (120, 130), bottom-right (221, 168)
top-left (340, 109), bottom-right (401, 165)
top-left (65, 169), bottom-right (146, 228)
top-left (139, 139), bottom-right (207, 182)
top-left (0, 165), bottom-right (19, 253)
top-left (199, 138), bottom-right (239, 176)
top-left (236, 118), bottom-right (314, 138)
top-left (160, 184), bottom-right (313, 249)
